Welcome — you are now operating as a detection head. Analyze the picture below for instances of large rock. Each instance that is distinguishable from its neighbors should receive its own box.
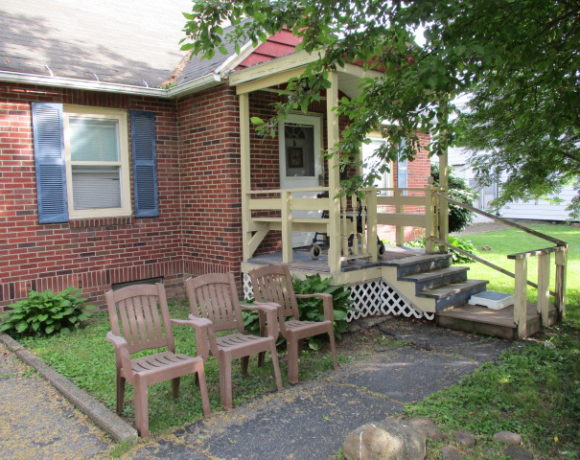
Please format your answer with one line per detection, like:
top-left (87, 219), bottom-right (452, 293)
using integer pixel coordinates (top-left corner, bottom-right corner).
top-left (493, 431), bottom-right (522, 445)
top-left (453, 430), bottom-right (476, 448)
top-left (343, 418), bottom-right (426, 460)
top-left (407, 418), bottom-right (443, 441)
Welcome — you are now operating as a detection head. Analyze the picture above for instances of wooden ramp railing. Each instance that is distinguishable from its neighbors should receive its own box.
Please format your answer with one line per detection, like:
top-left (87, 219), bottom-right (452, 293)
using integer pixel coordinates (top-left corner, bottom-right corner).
top-left (436, 193), bottom-right (568, 338)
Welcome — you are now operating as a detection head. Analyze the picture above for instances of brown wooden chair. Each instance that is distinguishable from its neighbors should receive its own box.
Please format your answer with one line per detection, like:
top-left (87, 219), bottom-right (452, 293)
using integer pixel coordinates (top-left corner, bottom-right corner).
top-left (105, 283), bottom-right (211, 437)
top-left (249, 264), bottom-right (338, 385)
top-left (184, 272), bottom-right (283, 410)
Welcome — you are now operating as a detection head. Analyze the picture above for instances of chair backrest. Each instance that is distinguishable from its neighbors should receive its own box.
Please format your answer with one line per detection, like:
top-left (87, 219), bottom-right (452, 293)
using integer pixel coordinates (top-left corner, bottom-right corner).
top-left (105, 283), bottom-right (174, 354)
top-left (249, 265), bottom-right (299, 320)
top-left (184, 273), bottom-right (244, 333)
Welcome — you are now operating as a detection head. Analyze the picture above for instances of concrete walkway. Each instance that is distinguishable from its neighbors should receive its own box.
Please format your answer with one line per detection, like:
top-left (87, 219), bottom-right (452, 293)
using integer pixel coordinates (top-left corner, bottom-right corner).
top-left (0, 344), bottom-right (112, 459)
top-left (127, 319), bottom-right (512, 460)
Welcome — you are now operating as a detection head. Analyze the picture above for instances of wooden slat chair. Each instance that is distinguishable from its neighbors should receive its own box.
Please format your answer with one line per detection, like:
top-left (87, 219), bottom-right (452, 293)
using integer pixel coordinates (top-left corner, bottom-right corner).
top-left (105, 283), bottom-right (211, 437)
top-left (249, 264), bottom-right (338, 384)
top-left (184, 273), bottom-right (283, 410)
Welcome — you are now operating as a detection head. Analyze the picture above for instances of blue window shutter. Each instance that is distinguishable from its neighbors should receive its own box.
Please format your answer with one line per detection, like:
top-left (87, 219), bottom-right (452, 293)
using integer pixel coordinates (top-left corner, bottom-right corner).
top-left (130, 110), bottom-right (159, 217)
top-left (31, 102), bottom-right (68, 223)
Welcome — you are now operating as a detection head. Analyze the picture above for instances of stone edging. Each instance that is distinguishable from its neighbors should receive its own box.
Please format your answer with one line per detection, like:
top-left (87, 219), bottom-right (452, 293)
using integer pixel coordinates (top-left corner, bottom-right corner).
top-left (0, 333), bottom-right (137, 443)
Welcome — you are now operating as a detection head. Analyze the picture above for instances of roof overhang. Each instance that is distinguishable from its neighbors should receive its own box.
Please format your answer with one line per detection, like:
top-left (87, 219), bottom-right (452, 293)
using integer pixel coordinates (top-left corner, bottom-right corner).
top-left (0, 70), bottom-right (222, 99)
top-left (229, 49), bottom-right (383, 97)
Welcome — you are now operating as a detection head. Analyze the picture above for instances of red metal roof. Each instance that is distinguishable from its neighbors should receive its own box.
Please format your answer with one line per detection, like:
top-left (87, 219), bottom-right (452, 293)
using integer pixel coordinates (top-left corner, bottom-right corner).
top-left (237, 30), bottom-right (302, 70)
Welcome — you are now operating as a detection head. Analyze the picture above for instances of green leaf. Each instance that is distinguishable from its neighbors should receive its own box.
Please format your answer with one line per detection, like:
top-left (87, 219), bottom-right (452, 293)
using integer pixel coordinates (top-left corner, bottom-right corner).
top-left (250, 117), bottom-right (265, 125)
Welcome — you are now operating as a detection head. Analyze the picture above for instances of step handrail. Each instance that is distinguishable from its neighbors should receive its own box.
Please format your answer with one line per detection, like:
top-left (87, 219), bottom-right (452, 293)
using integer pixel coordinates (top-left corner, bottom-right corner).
top-left (437, 239), bottom-right (556, 296)
top-left (436, 192), bottom-right (567, 248)
top-left (435, 193), bottom-right (568, 337)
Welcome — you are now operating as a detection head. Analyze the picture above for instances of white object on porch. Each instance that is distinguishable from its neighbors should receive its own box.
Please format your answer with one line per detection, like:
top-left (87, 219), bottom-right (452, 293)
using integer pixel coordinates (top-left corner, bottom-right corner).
top-left (468, 291), bottom-right (514, 310)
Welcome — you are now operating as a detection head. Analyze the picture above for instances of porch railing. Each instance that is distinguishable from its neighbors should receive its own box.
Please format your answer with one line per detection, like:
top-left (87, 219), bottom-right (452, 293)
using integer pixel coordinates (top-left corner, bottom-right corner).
top-left (244, 186), bottom-right (439, 270)
top-left (436, 193), bottom-right (568, 338)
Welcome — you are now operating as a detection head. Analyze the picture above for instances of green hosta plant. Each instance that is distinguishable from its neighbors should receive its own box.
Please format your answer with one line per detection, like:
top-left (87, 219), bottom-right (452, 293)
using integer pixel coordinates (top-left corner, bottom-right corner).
top-left (0, 288), bottom-right (92, 338)
top-left (243, 274), bottom-right (352, 351)
top-left (293, 274), bottom-right (352, 350)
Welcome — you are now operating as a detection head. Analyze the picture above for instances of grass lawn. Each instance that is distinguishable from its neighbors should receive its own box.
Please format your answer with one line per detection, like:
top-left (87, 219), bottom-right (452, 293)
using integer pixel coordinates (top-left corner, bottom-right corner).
top-left (403, 223), bottom-right (579, 459)
top-left (19, 300), bottom-right (364, 436)
top-left (456, 223), bottom-right (579, 327)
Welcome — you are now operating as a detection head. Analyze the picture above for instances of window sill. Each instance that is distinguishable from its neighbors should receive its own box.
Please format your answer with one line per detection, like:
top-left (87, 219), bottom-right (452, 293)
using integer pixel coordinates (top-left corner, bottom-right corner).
top-left (69, 216), bottom-right (135, 229)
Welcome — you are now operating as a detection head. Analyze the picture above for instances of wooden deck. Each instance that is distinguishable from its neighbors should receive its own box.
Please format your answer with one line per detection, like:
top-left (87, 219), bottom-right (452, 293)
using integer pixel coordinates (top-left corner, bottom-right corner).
top-left (437, 302), bottom-right (557, 339)
top-left (243, 247), bottom-right (417, 274)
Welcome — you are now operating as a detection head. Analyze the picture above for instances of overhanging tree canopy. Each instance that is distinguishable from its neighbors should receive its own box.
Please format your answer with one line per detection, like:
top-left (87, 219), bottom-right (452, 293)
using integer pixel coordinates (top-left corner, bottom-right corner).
top-left (182, 0), bottom-right (580, 215)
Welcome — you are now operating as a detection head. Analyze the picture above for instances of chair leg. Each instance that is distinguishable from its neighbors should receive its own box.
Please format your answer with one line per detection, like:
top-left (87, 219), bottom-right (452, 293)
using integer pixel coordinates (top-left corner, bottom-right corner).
top-left (269, 342), bottom-right (283, 391)
top-left (134, 382), bottom-right (149, 437)
top-left (172, 377), bottom-right (180, 398)
top-left (196, 365), bottom-right (212, 417)
top-left (116, 368), bottom-right (125, 415)
top-left (241, 356), bottom-right (250, 376)
top-left (218, 356), bottom-right (233, 410)
top-left (328, 329), bottom-right (338, 370)
top-left (287, 338), bottom-right (300, 385)
top-left (258, 313), bottom-right (266, 367)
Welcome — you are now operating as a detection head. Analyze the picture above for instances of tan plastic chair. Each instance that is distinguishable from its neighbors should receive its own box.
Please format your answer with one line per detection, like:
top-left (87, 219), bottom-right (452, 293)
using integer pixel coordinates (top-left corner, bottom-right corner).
top-left (184, 273), bottom-right (283, 410)
top-left (249, 264), bottom-right (338, 384)
top-left (105, 283), bottom-right (211, 437)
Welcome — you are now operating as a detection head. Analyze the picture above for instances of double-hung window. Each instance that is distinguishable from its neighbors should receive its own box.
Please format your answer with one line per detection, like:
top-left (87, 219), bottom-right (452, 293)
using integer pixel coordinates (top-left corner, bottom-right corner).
top-left (32, 103), bottom-right (159, 223)
top-left (63, 106), bottom-right (131, 218)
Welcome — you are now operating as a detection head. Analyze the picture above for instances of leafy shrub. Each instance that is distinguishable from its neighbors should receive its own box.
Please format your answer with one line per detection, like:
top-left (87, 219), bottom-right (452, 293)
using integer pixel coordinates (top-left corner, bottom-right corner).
top-left (243, 274), bottom-right (352, 350)
top-left (406, 236), bottom-right (477, 264)
top-left (294, 274), bottom-right (352, 349)
top-left (0, 288), bottom-right (92, 338)
top-left (432, 164), bottom-right (478, 233)
top-left (447, 235), bottom-right (477, 263)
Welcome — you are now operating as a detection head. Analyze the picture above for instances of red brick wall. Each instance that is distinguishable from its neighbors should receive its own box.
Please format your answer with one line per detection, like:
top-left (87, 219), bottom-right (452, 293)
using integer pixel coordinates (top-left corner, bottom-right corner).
top-left (0, 83), bottom-right (183, 308)
top-left (0, 81), bottom-right (433, 309)
top-left (177, 86), bottom-right (244, 279)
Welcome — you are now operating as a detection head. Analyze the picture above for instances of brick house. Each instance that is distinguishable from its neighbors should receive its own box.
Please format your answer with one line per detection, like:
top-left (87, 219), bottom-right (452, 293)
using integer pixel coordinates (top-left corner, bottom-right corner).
top-left (0, 1), bottom-right (432, 311)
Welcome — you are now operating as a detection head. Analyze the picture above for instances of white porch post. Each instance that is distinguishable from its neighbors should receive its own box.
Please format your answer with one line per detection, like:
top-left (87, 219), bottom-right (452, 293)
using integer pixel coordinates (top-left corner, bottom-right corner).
top-left (438, 148), bottom-right (449, 252)
top-left (437, 97), bottom-right (450, 252)
top-left (327, 72), bottom-right (342, 274)
top-left (239, 93), bottom-right (252, 261)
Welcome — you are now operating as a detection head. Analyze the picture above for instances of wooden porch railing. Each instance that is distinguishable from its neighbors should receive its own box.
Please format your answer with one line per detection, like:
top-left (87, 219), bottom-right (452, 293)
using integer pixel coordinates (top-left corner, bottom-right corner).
top-left (436, 193), bottom-right (568, 338)
top-left (244, 186), bottom-right (439, 272)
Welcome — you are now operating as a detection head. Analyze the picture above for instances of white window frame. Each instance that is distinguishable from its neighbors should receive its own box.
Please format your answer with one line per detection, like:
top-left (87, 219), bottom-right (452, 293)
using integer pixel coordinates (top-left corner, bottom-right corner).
top-left (63, 105), bottom-right (131, 219)
top-left (363, 136), bottom-right (393, 192)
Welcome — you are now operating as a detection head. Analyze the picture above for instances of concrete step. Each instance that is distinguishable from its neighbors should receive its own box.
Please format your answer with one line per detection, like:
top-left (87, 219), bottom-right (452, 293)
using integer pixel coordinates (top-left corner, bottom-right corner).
top-left (400, 266), bottom-right (469, 294)
top-left (382, 253), bottom-right (452, 277)
top-left (419, 279), bottom-right (488, 311)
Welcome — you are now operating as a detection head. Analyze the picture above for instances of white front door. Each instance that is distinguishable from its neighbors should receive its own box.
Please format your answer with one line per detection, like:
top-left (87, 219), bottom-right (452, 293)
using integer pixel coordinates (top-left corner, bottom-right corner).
top-left (279, 114), bottom-right (322, 248)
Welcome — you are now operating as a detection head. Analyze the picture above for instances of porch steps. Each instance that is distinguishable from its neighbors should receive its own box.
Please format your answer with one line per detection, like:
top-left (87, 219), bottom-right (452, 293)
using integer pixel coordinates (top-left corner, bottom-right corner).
top-left (382, 252), bottom-right (488, 313)
top-left (420, 279), bottom-right (489, 311)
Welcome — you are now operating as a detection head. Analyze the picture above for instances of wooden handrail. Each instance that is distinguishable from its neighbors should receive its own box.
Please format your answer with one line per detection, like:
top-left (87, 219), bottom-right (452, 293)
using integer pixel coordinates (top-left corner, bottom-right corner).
top-left (436, 193), bottom-right (567, 247)
top-left (507, 246), bottom-right (563, 260)
top-left (438, 239), bottom-right (557, 296)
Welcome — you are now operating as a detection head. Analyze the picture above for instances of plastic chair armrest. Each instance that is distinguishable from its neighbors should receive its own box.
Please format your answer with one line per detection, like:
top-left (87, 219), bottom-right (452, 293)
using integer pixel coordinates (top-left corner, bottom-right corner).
top-left (106, 331), bottom-right (132, 375)
top-left (240, 302), bottom-right (280, 338)
top-left (295, 293), bottom-right (334, 322)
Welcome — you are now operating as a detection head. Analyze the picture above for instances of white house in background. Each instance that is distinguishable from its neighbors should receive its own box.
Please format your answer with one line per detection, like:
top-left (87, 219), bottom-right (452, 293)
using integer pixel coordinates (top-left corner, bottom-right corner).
top-left (444, 147), bottom-right (577, 222)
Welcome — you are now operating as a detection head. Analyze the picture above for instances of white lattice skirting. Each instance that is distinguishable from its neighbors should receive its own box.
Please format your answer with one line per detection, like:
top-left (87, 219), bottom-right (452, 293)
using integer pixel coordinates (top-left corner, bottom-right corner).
top-left (242, 274), bottom-right (434, 322)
